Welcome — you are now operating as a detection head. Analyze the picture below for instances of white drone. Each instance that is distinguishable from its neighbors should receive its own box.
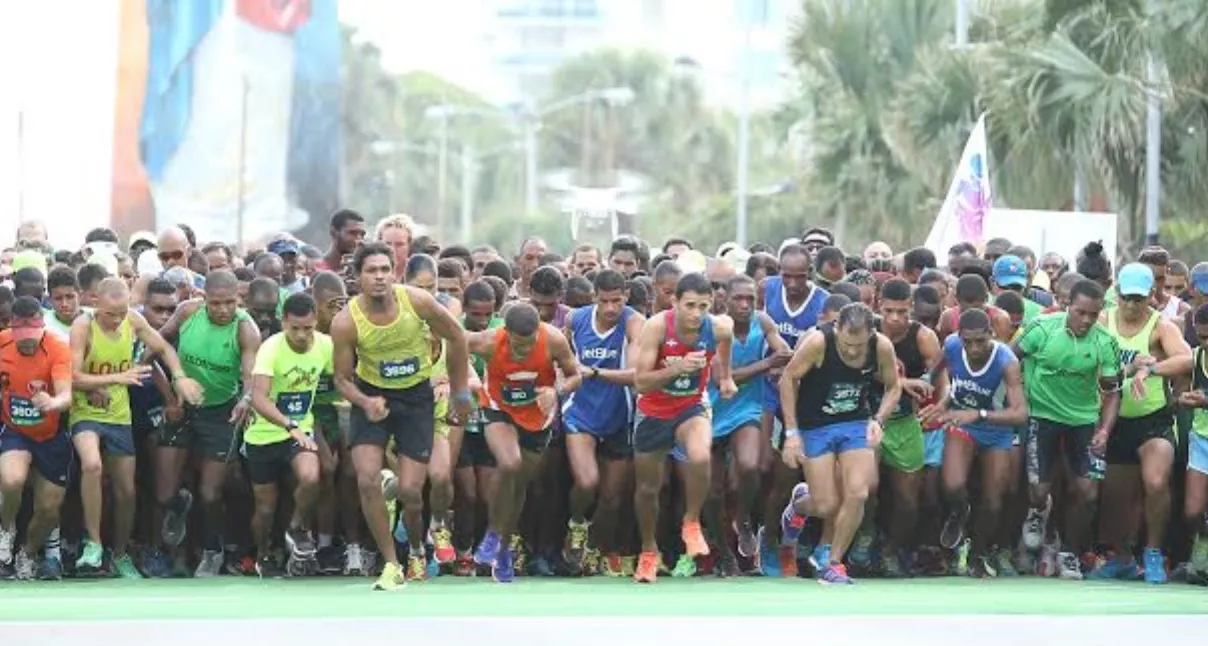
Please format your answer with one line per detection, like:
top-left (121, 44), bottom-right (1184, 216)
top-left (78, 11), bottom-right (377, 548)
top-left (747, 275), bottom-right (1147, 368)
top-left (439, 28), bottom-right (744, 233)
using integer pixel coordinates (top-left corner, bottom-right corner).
top-left (545, 170), bottom-right (652, 241)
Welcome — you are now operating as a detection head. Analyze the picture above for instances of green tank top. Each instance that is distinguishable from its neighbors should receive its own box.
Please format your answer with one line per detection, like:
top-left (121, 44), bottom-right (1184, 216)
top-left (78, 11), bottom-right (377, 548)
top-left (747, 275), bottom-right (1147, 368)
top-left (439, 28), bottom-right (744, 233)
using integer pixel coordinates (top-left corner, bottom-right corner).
top-left (351, 286), bottom-right (432, 390)
top-left (468, 315), bottom-right (505, 377)
top-left (178, 305), bottom-right (251, 407)
top-left (70, 314), bottom-right (135, 426)
top-left (1108, 310), bottom-right (1166, 418)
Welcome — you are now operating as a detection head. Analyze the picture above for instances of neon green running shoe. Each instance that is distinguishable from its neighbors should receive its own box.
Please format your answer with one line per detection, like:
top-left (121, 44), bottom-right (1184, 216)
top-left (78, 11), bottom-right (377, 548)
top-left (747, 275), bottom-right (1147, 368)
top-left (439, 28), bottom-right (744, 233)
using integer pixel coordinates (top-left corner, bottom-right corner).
top-left (77, 540), bottom-right (104, 571)
top-left (113, 553), bottom-right (143, 579)
top-left (1191, 534), bottom-right (1208, 574)
top-left (671, 554), bottom-right (696, 578)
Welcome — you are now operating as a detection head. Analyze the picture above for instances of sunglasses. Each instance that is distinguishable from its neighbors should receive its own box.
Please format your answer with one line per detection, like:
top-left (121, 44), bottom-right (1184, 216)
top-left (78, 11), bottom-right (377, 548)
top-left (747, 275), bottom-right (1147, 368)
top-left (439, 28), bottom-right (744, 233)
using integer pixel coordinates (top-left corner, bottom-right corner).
top-left (158, 250), bottom-right (186, 263)
top-left (1121, 293), bottom-right (1149, 303)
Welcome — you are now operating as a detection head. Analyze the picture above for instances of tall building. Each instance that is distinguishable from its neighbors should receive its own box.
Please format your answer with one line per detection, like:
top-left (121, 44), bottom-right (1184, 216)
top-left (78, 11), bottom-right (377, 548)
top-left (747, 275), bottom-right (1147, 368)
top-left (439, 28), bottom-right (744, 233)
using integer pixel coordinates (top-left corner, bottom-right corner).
top-left (486, 0), bottom-right (615, 102)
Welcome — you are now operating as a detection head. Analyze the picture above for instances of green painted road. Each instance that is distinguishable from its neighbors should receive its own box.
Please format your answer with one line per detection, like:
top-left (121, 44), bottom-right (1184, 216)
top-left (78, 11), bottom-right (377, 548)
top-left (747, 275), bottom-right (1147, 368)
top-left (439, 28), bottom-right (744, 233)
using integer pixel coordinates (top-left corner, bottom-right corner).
top-left (0, 577), bottom-right (1206, 622)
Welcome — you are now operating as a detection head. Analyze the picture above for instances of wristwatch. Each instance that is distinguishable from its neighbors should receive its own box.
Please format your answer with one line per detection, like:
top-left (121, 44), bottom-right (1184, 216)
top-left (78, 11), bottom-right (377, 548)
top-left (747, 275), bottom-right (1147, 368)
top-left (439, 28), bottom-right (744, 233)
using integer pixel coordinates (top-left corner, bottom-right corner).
top-left (285, 420), bottom-right (299, 431)
top-left (591, 367), bottom-right (600, 378)
top-left (978, 409), bottom-right (988, 421)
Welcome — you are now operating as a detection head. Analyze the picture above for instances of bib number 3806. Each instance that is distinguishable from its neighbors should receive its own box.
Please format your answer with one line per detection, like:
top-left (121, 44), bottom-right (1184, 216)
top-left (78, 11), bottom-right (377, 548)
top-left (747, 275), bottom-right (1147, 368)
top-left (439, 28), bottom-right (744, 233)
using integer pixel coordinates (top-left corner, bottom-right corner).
top-left (379, 358), bottom-right (420, 380)
top-left (9, 396), bottom-right (43, 426)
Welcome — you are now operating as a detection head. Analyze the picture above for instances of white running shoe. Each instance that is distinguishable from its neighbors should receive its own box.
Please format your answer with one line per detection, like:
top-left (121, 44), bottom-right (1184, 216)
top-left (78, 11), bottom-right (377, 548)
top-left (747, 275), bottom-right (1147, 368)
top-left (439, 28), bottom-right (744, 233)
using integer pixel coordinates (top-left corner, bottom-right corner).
top-left (0, 526), bottom-right (15, 565)
top-left (194, 550), bottom-right (224, 578)
top-left (1037, 540), bottom-right (1060, 578)
top-left (1057, 551), bottom-right (1083, 580)
top-left (344, 543), bottom-right (366, 576)
top-left (1021, 504), bottom-right (1048, 551)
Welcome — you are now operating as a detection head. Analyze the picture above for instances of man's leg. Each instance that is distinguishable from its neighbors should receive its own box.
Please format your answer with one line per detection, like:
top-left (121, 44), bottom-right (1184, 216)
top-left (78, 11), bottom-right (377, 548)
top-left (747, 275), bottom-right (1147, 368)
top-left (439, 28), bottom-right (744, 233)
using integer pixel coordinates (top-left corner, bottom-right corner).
top-left (351, 443), bottom-right (397, 563)
top-left (250, 479), bottom-right (280, 562)
top-left (564, 431), bottom-right (600, 568)
top-left (0, 449), bottom-right (32, 562)
top-left (427, 429), bottom-right (456, 563)
top-left (940, 430), bottom-right (976, 549)
top-left (674, 414), bottom-right (712, 555)
top-left (70, 429), bottom-right (106, 568)
top-left (286, 446), bottom-right (321, 570)
top-left (1139, 434), bottom-right (1174, 581)
top-left (830, 447), bottom-right (877, 565)
top-left (729, 423), bottom-right (762, 557)
top-left (24, 473), bottom-right (67, 562)
top-left (595, 448), bottom-right (631, 558)
top-left (106, 453), bottom-right (139, 558)
top-left (973, 445), bottom-right (1013, 571)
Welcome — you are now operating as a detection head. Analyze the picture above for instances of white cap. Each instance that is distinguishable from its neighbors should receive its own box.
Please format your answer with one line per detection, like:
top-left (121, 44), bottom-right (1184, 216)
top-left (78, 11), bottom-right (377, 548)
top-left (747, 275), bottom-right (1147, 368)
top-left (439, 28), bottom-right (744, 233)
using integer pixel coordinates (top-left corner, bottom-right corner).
top-left (778, 237), bottom-right (801, 256)
top-left (87, 250), bottom-right (120, 275)
top-left (129, 230), bottom-right (157, 250)
top-left (676, 249), bottom-right (708, 274)
top-left (715, 241), bottom-right (739, 258)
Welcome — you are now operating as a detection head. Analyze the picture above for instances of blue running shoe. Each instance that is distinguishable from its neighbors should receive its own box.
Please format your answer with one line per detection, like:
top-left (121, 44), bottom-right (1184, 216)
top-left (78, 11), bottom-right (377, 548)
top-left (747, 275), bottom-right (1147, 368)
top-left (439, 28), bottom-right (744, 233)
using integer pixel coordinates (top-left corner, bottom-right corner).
top-left (1090, 555), bottom-right (1141, 580)
top-left (1143, 548), bottom-right (1167, 584)
top-left (474, 530), bottom-right (502, 566)
top-left (848, 531), bottom-right (874, 566)
top-left (492, 546), bottom-right (515, 583)
top-left (143, 551), bottom-right (173, 579)
top-left (756, 527), bottom-right (781, 577)
top-left (810, 544), bottom-right (832, 572)
top-left (818, 563), bottom-right (853, 584)
top-left (780, 483), bottom-right (810, 546)
top-left (38, 556), bottom-right (63, 581)
top-left (529, 554), bottom-right (555, 577)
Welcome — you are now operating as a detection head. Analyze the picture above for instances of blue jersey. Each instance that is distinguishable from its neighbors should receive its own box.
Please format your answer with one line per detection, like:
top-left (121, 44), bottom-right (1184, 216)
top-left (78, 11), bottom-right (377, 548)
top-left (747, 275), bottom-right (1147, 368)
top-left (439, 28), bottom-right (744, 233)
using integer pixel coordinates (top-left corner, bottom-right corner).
top-left (562, 305), bottom-right (634, 434)
top-left (710, 318), bottom-right (766, 437)
top-left (763, 277), bottom-right (828, 349)
top-left (763, 278), bottom-right (827, 410)
top-left (944, 335), bottom-right (1013, 433)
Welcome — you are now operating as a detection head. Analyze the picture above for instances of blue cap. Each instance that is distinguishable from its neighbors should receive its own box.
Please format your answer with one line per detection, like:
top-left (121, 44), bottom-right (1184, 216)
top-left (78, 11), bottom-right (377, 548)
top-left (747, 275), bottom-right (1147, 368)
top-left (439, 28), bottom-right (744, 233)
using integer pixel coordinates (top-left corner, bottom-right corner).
top-left (1117, 263), bottom-right (1155, 297)
top-left (1191, 262), bottom-right (1208, 294)
top-left (992, 254), bottom-right (1028, 288)
top-left (268, 239), bottom-right (300, 256)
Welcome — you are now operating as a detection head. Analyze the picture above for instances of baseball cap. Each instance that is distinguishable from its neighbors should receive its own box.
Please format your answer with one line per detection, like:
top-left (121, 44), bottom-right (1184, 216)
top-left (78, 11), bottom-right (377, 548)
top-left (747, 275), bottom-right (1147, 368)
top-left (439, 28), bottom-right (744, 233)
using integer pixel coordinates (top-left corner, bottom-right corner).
top-left (129, 230), bottom-right (157, 251)
top-left (1191, 262), bottom-right (1208, 294)
top-left (724, 248), bottom-right (751, 273)
top-left (715, 242), bottom-right (739, 258)
top-left (992, 254), bottom-right (1028, 288)
top-left (10, 311), bottom-right (45, 343)
top-left (676, 250), bottom-right (708, 274)
top-left (268, 238), bottom-right (300, 256)
top-left (136, 251), bottom-right (164, 277)
top-left (1117, 263), bottom-right (1155, 297)
top-left (87, 250), bottom-right (119, 276)
top-left (10, 250), bottom-right (47, 276)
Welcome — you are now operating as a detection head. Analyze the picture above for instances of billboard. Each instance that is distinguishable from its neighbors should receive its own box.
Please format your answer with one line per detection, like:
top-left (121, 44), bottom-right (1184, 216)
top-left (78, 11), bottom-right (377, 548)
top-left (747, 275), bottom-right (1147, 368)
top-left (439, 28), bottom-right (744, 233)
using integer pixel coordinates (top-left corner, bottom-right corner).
top-left (111, 0), bottom-right (340, 246)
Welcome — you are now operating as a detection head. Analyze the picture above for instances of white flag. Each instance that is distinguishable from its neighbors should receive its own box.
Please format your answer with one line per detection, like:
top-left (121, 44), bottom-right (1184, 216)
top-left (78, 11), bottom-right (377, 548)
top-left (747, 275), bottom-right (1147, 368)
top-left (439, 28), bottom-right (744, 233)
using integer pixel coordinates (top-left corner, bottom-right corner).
top-left (924, 113), bottom-right (992, 257)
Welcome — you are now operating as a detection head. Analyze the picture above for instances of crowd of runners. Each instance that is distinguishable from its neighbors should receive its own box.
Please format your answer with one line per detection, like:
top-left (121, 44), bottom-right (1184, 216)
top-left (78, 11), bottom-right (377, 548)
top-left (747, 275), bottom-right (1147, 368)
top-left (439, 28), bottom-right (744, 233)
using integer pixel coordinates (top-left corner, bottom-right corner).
top-left (2, 212), bottom-right (1208, 589)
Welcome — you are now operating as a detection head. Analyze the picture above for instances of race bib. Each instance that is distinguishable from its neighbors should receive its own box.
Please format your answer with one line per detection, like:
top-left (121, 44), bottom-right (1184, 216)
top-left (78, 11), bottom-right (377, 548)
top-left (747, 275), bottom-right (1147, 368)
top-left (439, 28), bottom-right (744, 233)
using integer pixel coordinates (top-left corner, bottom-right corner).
top-left (316, 375), bottom-right (334, 395)
top-left (501, 383), bottom-right (537, 406)
top-left (664, 372), bottom-right (699, 397)
top-left (821, 382), bottom-right (862, 416)
top-left (8, 395), bottom-right (43, 426)
top-left (276, 392), bottom-right (313, 420)
top-left (379, 357), bottom-right (420, 381)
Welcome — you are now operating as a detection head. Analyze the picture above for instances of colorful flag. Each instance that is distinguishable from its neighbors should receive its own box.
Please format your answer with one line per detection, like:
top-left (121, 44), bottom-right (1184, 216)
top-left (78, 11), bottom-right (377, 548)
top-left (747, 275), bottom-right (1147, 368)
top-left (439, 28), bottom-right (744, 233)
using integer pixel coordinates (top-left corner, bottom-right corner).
top-left (924, 113), bottom-right (991, 256)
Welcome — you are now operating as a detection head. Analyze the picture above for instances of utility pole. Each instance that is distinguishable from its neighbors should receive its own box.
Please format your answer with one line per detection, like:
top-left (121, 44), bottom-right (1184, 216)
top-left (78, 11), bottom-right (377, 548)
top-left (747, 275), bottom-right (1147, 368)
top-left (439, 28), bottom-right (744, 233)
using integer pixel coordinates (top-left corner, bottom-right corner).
top-left (460, 144), bottom-right (475, 243)
top-left (437, 114), bottom-right (449, 240)
top-left (236, 75), bottom-right (249, 250)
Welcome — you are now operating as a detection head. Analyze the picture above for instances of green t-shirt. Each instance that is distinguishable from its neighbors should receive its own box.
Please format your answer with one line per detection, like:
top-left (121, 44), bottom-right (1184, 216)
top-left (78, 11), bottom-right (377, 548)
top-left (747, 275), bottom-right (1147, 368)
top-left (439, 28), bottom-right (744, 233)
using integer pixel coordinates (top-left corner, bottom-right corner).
top-left (1016, 312), bottom-right (1121, 427)
top-left (178, 306), bottom-right (252, 407)
top-left (245, 332), bottom-right (334, 445)
top-left (1022, 298), bottom-right (1043, 325)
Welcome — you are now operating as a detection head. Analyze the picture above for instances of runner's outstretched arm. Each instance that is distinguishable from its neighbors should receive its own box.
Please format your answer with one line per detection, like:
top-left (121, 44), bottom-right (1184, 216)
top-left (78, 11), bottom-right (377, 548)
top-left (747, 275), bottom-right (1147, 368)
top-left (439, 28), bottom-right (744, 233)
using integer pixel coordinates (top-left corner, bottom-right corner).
top-left (330, 310), bottom-right (372, 410)
top-left (548, 325), bottom-right (582, 396)
top-left (129, 309), bottom-right (204, 405)
top-left (633, 315), bottom-right (679, 394)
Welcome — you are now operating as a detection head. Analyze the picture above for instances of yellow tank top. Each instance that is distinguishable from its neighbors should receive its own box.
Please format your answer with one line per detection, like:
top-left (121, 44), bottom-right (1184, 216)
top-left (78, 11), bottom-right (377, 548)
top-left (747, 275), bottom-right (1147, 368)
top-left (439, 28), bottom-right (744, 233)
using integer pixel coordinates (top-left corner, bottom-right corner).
top-left (71, 315), bottom-right (135, 426)
top-left (352, 285), bottom-right (432, 390)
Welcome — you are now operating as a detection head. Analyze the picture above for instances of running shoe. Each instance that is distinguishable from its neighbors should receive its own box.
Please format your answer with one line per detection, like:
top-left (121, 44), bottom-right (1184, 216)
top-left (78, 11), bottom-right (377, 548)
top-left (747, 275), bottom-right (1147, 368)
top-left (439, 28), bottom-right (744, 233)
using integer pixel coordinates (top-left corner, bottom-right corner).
top-left (492, 545), bottom-right (515, 583)
top-left (454, 551), bottom-right (475, 576)
top-left (716, 549), bottom-right (742, 578)
top-left (818, 563), bottom-right (852, 584)
top-left (285, 527), bottom-right (317, 559)
top-left (671, 553), bottom-right (697, 577)
top-left (255, 555), bottom-right (285, 579)
top-left (0, 526), bottom-right (15, 565)
top-left (735, 520), bottom-right (758, 559)
top-left (317, 545), bottom-right (344, 575)
top-left (778, 545), bottom-right (798, 578)
top-left (77, 540), bottom-right (104, 572)
top-left (582, 548), bottom-right (601, 576)
top-left (407, 554), bottom-right (427, 581)
top-left (564, 519), bottom-right (590, 572)
top-left (1021, 503), bottom-right (1048, 551)
top-left (474, 530), bottom-right (502, 566)
top-left (113, 553), bottom-right (143, 579)
top-left (161, 488), bottom-right (193, 548)
top-left (509, 535), bottom-right (528, 574)
top-left (940, 501), bottom-right (970, 550)
top-left (372, 561), bottom-right (405, 591)
top-left (601, 553), bottom-right (625, 577)
top-left (13, 550), bottom-right (35, 581)
top-left (681, 521), bottom-right (709, 557)
top-left (756, 526), bottom-right (780, 577)
top-left (1192, 534), bottom-right (1208, 575)
top-left (881, 552), bottom-right (906, 578)
top-left (780, 483), bottom-right (811, 546)
top-left (1088, 554), bottom-right (1137, 580)
top-left (848, 530), bottom-right (875, 566)
top-left (343, 543), bottom-right (366, 576)
top-left (194, 550), bottom-right (224, 578)
top-left (529, 553), bottom-right (555, 577)
top-left (968, 554), bottom-right (996, 579)
top-left (950, 539), bottom-right (970, 576)
top-left (624, 555), bottom-right (640, 576)
top-left (993, 547), bottom-right (1018, 577)
top-left (429, 522), bottom-right (456, 564)
top-left (1056, 551), bottom-right (1083, 580)
top-left (810, 544), bottom-right (832, 572)
top-left (1037, 539), bottom-right (1060, 577)
top-left (633, 550), bottom-right (659, 583)
top-left (1142, 547), bottom-right (1167, 584)
top-left (143, 550), bottom-right (173, 578)
top-left (38, 555), bottom-right (63, 581)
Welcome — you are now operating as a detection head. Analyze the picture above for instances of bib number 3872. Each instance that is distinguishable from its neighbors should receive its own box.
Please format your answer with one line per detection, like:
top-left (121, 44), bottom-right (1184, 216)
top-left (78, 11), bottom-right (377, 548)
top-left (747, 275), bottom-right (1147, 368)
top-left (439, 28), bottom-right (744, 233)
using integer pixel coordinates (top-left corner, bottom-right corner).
top-left (379, 358), bottom-right (420, 380)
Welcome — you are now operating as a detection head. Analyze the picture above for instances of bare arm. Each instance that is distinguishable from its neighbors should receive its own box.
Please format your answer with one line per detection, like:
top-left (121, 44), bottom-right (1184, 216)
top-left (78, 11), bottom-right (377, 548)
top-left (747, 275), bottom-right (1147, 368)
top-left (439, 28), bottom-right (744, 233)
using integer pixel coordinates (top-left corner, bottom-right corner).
top-left (991, 310), bottom-right (1015, 343)
top-left (250, 374), bottom-right (294, 430)
top-left (410, 286), bottom-right (470, 396)
top-left (712, 315), bottom-right (735, 386)
top-left (130, 310), bottom-right (188, 379)
top-left (331, 310), bottom-right (373, 410)
top-left (156, 299), bottom-right (203, 345)
top-left (237, 319), bottom-right (261, 399)
top-left (872, 335), bottom-right (902, 423)
top-left (549, 327), bottom-right (582, 396)
top-left (917, 325), bottom-right (947, 404)
top-left (779, 331), bottom-right (825, 431)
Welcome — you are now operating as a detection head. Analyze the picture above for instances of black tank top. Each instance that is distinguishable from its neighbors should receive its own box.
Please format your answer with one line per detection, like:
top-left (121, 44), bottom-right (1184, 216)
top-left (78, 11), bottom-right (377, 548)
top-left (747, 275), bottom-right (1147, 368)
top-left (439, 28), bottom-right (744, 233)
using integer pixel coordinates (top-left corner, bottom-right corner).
top-left (1185, 309), bottom-right (1197, 348)
top-left (874, 319), bottom-right (924, 418)
top-left (1194, 348), bottom-right (1208, 393)
top-left (796, 325), bottom-right (880, 430)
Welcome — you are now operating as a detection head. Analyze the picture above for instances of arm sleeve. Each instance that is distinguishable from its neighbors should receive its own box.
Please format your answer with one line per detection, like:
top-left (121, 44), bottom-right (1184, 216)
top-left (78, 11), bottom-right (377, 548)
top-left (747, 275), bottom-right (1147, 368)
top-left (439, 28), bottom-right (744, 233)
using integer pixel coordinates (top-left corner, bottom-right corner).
top-left (1097, 334), bottom-right (1122, 378)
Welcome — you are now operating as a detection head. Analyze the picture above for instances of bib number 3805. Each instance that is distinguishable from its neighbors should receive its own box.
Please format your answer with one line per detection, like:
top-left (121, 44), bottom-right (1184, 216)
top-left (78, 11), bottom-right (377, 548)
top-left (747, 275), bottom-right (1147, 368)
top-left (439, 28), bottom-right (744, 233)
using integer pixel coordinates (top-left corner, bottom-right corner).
top-left (379, 358), bottom-right (420, 380)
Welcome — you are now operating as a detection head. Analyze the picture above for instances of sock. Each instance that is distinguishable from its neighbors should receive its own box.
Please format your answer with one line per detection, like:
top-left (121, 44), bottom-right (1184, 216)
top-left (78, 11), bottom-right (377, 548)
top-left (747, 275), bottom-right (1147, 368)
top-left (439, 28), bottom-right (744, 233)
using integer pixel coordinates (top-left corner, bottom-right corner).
top-left (44, 527), bottom-right (61, 560)
top-left (319, 533), bottom-right (332, 549)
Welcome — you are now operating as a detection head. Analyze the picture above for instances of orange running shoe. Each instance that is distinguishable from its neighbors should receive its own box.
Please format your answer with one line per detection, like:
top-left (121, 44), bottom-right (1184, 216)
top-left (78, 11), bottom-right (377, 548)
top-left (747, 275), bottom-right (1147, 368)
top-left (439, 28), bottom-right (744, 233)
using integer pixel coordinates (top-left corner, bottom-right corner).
top-left (681, 521), bottom-right (710, 557)
top-left (778, 545), bottom-right (798, 578)
top-left (429, 523), bottom-right (456, 564)
top-left (601, 553), bottom-right (625, 577)
top-left (634, 550), bottom-right (659, 583)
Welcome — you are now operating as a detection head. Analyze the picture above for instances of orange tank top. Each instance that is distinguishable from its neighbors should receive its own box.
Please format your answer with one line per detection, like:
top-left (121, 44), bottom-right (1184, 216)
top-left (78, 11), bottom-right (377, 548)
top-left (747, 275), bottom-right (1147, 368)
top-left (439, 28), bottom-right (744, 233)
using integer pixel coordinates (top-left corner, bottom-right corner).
top-left (481, 325), bottom-right (557, 432)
